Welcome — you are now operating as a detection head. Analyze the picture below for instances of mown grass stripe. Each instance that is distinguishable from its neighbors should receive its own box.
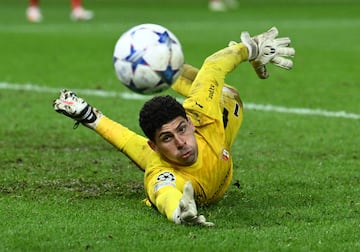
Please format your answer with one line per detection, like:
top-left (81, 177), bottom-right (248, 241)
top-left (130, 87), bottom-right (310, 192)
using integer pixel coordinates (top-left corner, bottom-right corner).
top-left (1, 82), bottom-right (359, 120)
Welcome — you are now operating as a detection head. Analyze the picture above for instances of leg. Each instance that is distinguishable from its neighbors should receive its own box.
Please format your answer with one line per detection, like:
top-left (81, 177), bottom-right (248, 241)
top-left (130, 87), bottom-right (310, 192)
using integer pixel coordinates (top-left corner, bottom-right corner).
top-left (27, 0), bottom-right (42, 23)
top-left (71, 0), bottom-right (82, 9)
top-left (70, 0), bottom-right (94, 21)
top-left (29, 0), bottom-right (39, 6)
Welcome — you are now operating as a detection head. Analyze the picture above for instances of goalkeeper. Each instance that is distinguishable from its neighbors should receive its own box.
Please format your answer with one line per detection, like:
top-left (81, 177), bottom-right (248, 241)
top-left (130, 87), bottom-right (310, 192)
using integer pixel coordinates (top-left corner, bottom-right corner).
top-left (53, 27), bottom-right (295, 226)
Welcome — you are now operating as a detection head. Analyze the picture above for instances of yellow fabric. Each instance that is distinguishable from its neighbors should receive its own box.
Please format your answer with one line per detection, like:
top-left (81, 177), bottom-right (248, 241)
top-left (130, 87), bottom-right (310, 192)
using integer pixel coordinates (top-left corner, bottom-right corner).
top-left (172, 60), bottom-right (244, 147)
top-left (154, 186), bottom-right (183, 220)
top-left (95, 43), bottom-right (248, 221)
top-left (171, 64), bottom-right (197, 96)
top-left (95, 117), bottom-right (149, 171)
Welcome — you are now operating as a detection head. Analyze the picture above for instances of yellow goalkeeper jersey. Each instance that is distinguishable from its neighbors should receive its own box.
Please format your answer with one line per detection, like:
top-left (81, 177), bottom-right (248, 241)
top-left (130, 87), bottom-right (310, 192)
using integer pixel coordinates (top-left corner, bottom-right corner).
top-left (96, 101), bottom-right (233, 205)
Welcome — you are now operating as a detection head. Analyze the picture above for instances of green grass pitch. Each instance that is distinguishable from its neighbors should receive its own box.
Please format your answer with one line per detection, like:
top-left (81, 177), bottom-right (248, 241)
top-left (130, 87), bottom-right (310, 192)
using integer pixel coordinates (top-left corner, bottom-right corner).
top-left (0, 0), bottom-right (359, 251)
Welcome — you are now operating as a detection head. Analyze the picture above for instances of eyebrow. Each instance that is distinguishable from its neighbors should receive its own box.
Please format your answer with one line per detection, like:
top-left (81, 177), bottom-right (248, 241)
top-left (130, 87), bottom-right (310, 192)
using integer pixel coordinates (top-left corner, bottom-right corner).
top-left (158, 120), bottom-right (187, 138)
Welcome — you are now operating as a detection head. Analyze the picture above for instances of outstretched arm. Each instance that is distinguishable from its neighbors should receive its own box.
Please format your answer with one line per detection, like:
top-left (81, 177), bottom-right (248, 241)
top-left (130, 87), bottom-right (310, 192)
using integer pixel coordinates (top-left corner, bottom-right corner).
top-left (53, 90), bottom-right (151, 171)
top-left (181, 43), bottom-right (249, 120)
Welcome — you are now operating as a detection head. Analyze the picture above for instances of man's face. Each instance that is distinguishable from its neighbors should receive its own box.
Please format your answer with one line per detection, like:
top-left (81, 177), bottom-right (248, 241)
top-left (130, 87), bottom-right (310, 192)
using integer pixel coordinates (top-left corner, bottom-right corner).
top-left (148, 116), bottom-right (198, 166)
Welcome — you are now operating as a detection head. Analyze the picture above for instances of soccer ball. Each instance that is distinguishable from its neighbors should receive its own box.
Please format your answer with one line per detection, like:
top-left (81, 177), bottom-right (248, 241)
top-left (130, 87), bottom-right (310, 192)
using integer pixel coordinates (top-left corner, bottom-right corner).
top-left (113, 23), bottom-right (184, 94)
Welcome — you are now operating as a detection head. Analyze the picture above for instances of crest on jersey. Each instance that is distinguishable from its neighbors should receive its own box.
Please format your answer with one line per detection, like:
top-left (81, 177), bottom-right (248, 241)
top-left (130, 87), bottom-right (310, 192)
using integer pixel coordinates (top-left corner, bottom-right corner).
top-left (222, 148), bottom-right (230, 161)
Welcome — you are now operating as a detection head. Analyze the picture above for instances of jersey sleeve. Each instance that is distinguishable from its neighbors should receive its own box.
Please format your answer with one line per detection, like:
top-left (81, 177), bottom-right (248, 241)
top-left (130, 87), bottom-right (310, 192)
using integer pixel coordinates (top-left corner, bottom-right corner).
top-left (171, 64), bottom-right (199, 97)
top-left (182, 43), bottom-right (249, 120)
top-left (94, 116), bottom-right (152, 171)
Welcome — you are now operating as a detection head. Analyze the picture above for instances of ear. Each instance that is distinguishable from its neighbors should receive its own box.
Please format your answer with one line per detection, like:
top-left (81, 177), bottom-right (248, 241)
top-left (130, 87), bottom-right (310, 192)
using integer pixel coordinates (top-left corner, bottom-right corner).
top-left (147, 140), bottom-right (158, 152)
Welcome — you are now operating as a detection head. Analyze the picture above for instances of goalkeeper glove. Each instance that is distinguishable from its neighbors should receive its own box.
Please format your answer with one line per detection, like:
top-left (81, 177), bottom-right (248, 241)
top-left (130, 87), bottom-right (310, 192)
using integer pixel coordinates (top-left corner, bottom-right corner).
top-left (173, 181), bottom-right (214, 227)
top-left (233, 26), bottom-right (295, 79)
top-left (53, 89), bottom-right (102, 129)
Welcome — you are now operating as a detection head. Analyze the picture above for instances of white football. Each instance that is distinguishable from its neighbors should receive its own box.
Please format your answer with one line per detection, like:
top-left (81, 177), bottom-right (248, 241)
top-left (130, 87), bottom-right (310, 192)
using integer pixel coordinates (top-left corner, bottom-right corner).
top-left (113, 23), bottom-right (184, 94)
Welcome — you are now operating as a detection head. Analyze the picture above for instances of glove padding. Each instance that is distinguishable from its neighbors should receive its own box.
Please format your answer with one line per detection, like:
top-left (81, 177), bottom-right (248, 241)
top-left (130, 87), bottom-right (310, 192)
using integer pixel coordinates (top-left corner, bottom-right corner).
top-left (53, 89), bottom-right (101, 129)
top-left (173, 181), bottom-right (214, 227)
top-left (240, 26), bottom-right (295, 79)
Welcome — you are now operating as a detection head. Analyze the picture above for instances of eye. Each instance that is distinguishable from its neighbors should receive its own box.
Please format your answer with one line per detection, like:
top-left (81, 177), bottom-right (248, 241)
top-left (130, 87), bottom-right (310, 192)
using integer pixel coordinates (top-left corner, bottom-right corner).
top-left (178, 124), bottom-right (187, 134)
top-left (161, 135), bottom-right (172, 143)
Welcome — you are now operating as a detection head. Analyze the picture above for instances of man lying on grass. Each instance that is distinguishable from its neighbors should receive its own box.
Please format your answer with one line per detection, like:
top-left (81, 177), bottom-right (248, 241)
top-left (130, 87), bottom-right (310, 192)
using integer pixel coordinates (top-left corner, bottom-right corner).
top-left (53, 27), bottom-right (295, 226)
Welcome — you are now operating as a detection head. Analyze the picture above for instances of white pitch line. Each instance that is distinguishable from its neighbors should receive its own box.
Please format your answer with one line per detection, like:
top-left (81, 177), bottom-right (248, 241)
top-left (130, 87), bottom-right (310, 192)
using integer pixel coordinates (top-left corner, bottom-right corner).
top-left (244, 103), bottom-right (360, 120)
top-left (1, 82), bottom-right (359, 120)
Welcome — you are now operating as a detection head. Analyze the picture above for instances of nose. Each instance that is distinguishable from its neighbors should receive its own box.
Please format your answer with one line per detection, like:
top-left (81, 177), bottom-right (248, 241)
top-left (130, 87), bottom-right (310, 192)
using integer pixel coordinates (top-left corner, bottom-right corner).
top-left (174, 134), bottom-right (186, 149)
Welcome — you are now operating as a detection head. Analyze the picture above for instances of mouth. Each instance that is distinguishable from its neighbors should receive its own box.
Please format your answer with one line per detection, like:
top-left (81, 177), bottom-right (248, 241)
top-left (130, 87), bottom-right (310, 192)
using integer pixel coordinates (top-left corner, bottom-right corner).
top-left (180, 150), bottom-right (192, 159)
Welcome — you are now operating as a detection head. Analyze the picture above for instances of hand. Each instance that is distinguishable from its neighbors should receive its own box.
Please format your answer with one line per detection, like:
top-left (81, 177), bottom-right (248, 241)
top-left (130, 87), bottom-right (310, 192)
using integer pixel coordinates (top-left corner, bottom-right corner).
top-left (53, 89), bottom-right (101, 129)
top-left (174, 181), bottom-right (214, 227)
top-left (240, 27), bottom-right (295, 79)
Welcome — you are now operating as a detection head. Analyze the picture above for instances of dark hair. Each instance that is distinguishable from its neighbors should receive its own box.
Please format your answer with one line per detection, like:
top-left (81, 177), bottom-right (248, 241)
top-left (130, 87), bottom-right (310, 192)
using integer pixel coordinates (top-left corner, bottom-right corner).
top-left (139, 95), bottom-right (187, 141)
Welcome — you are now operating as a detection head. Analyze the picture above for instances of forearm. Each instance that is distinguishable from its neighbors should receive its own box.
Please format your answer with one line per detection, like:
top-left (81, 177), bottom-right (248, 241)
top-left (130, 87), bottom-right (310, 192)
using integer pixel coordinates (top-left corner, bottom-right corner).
top-left (153, 187), bottom-right (183, 221)
top-left (171, 64), bottom-right (199, 97)
top-left (183, 43), bottom-right (248, 117)
top-left (145, 170), bottom-right (187, 222)
top-left (197, 43), bottom-right (248, 85)
top-left (95, 116), bottom-right (149, 170)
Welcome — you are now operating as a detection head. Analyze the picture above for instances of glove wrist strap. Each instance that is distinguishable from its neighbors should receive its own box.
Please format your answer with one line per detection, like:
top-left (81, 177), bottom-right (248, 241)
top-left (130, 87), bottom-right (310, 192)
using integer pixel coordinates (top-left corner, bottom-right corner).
top-left (76, 105), bottom-right (97, 123)
top-left (72, 105), bottom-right (98, 129)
